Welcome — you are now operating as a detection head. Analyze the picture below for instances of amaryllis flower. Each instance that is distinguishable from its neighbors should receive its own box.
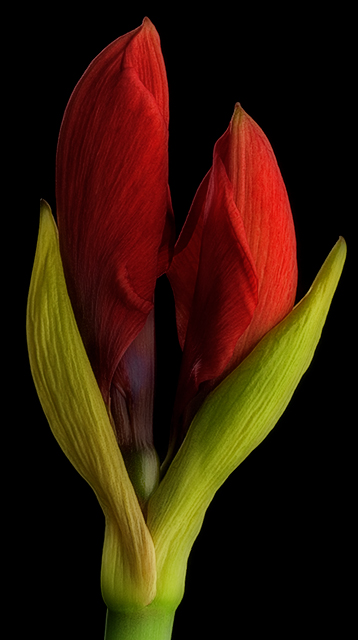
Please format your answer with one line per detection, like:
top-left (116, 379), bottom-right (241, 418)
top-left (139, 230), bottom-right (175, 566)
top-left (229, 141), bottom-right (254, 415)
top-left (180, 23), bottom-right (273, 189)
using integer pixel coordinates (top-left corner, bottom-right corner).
top-left (28, 17), bottom-right (346, 639)
top-left (165, 103), bottom-right (298, 464)
top-left (56, 18), bottom-right (174, 497)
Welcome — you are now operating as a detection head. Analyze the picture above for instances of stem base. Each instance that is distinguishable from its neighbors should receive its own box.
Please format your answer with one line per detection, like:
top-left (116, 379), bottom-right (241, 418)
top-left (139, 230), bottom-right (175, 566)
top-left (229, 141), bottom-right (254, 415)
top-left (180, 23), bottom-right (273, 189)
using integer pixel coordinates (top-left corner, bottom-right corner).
top-left (104, 606), bottom-right (176, 640)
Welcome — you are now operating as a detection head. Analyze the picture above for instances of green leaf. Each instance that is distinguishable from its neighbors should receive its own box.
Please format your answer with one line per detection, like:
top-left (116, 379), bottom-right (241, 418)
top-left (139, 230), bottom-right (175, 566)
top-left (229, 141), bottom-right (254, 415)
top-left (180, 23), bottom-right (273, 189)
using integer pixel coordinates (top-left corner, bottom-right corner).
top-left (26, 201), bottom-right (156, 610)
top-left (147, 237), bottom-right (346, 607)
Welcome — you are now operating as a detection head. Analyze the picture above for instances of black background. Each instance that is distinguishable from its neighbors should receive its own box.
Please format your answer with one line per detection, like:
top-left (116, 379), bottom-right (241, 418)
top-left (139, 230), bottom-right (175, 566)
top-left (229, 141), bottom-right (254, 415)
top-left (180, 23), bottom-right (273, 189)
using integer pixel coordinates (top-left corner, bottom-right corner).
top-left (27, 4), bottom-right (354, 637)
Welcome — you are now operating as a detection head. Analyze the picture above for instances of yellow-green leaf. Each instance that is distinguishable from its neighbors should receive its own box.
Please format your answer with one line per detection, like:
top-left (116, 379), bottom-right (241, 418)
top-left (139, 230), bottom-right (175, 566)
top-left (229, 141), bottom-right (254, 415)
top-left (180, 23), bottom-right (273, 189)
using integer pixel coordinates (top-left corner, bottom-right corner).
top-left (147, 237), bottom-right (346, 607)
top-left (26, 201), bottom-right (156, 610)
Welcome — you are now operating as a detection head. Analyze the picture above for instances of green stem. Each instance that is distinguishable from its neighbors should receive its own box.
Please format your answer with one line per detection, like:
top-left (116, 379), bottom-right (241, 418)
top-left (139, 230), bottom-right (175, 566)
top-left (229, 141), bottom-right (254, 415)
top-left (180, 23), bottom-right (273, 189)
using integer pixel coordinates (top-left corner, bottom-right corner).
top-left (104, 606), bottom-right (176, 640)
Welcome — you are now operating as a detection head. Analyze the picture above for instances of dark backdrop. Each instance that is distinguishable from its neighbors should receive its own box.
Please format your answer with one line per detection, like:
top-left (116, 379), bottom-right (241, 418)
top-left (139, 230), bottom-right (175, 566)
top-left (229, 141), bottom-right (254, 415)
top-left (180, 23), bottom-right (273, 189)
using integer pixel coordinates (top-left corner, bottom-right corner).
top-left (28, 5), bottom-right (354, 637)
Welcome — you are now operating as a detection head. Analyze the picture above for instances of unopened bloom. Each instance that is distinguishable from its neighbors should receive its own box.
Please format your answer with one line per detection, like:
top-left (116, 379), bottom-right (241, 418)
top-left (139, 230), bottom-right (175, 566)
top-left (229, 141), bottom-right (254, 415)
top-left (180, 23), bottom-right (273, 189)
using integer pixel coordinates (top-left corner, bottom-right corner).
top-left (166, 103), bottom-right (298, 463)
top-left (56, 17), bottom-right (174, 502)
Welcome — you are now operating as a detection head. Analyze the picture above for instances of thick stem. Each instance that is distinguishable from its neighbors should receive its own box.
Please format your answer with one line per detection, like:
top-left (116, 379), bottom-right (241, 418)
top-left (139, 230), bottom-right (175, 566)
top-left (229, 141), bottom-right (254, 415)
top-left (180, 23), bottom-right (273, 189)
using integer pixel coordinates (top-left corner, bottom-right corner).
top-left (104, 606), bottom-right (176, 640)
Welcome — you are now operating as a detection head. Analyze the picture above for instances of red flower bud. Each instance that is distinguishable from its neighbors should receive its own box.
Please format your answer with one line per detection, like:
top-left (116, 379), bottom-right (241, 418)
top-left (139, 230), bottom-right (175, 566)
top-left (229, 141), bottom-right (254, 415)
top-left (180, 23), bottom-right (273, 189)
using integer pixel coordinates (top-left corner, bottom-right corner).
top-left (167, 104), bottom-right (298, 454)
top-left (56, 19), bottom-right (174, 451)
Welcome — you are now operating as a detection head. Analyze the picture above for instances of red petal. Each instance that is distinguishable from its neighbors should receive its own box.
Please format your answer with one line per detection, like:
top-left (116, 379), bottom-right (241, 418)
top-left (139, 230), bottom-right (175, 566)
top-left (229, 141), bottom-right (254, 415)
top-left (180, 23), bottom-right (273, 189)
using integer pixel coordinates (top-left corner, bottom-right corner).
top-left (110, 309), bottom-right (155, 450)
top-left (168, 170), bottom-right (211, 350)
top-left (168, 141), bottom-right (259, 423)
top-left (218, 105), bottom-right (298, 372)
top-left (56, 19), bottom-right (173, 425)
